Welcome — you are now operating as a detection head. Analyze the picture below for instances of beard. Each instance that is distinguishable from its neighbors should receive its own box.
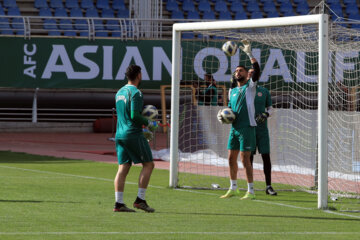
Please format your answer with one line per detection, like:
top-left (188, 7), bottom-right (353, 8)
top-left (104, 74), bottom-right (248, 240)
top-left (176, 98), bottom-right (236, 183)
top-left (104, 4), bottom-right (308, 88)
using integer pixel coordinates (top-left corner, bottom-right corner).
top-left (235, 76), bottom-right (246, 83)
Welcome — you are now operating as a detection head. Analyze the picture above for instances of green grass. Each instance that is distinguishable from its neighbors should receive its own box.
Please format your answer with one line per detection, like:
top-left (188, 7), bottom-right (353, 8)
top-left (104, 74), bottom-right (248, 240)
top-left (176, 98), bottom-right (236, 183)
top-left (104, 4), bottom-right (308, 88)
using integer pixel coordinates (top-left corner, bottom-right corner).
top-left (0, 151), bottom-right (359, 240)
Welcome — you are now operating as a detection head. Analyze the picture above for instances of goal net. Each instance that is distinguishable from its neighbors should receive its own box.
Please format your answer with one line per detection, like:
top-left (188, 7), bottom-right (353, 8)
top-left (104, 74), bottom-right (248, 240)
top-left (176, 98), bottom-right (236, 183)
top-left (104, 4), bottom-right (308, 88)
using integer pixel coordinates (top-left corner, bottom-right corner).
top-left (170, 14), bottom-right (360, 210)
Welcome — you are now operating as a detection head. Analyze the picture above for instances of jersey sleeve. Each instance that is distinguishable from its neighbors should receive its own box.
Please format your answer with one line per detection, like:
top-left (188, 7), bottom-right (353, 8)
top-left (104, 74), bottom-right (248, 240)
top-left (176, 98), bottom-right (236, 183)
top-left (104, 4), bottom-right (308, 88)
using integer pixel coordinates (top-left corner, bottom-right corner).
top-left (131, 91), bottom-right (143, 113)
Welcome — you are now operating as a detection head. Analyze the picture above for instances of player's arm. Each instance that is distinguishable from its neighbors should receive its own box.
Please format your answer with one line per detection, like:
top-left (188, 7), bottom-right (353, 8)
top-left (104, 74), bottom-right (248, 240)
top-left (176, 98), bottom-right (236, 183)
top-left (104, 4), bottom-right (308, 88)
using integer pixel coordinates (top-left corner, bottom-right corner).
top-left (239, 40), bottom-right (260, 82)
top-left (130, 92), bottom-right (151, 127)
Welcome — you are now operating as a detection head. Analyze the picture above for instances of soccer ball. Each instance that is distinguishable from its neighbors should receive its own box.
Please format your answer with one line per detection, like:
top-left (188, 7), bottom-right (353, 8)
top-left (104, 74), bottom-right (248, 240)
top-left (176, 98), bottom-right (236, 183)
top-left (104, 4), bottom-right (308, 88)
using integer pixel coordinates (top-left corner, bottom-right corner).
top-left (220, 107), bottom-right (236, 124)
top-left (142, 105), bottom-right (158, 120)
top-left (222, 41), bottom-right (238, 56)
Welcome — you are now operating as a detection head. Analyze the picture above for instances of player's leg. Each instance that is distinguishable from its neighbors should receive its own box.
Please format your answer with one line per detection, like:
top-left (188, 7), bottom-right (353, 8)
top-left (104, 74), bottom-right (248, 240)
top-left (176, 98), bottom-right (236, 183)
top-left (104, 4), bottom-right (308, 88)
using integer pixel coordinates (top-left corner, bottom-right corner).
top-left (131, 136), bottom-right (156, 212)
top-left (261, 153), bottom-right (277, 195)
top-left (113, 140), bottom-right (135, 212)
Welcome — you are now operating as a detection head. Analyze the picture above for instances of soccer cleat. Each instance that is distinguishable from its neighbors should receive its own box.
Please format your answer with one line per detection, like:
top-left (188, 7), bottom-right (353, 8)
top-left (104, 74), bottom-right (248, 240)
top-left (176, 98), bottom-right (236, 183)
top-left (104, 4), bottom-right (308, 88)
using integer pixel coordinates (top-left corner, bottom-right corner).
top-left (240, 192), bottom-right (255, 200)
top-left (266, 186), bottom-right (277, 196)
top-left (133, 197), bottom-right (155, 213)
top-left (220, 189), bottom-right (240, 199)
top-left (113, 202), bottom-right (136, 212)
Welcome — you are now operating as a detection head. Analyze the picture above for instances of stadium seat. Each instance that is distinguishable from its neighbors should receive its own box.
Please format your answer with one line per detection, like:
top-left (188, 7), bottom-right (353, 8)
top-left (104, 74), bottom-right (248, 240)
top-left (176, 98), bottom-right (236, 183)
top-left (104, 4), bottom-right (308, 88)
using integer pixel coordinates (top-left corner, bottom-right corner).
top-left (70, 8), bottom-right (83, 17)
top-left (54, 8), bottom-right (68, 17)
top-left (219, 11), bottom-right (232, 20)
top-left (182, 0), bottom-right (195, 12)
top-left (246, 2), bottom-right (260, 13)
top-left (86, 8), bottom-right (99, 18)
top-left (166, 0), bottom-right (179, 12)
top-left (97, 0), bottom-right (110, 10)
top-left (65, 0), bottom-right (79, 9)
top-left (345, 4), bottom-right (359, 16)
top-left (112, 0), bottom-right (127, 11)
top-left (44, 19), bottom-right (60, 36)
top-left (230, 1), bottom-right (244, 13)
top-left (291, 0), bottom-right (304, 3)
top-left (60, 19), bottom-right (75, 36)
top-left (348, 13), bottom-right (360, 20)
top-left (39, 8), bottom-right (52, 17)
top-left (182, 32), bottom-right (194, 39)
top-left (34, 0), bottom-right (49, 9)
top-left (279, 2), bottom-right (293, 14)
top-left (214, 0), bottom-right (228, 13)
top-left (343, 0), bottom-right (355, 5)
top-left (282, 11), bottom-right (295, 17)
top-left (3, 0), bottom-right (17, 8)
top-left (235, 11), bottom-right (247, 20)
top-left (102, 8), bottom-right (119, 35)
top-left (50, 0), bottom-right (64, 9)
top-left (202, 10), bottom-right (215, 20)
top-left (296, 2), bottom-right (309, 15)
top-left (0, 6), bottom-right (12, 35)
top-left (250, 11), bottom-right (263, 19)
top-left (267, 11), bottom-right (279, 18)
top-left (263, 2), bottom-right (277, 14)
top-left (187, 10), bottom-right (200, 19)
top-left (276, 0), bottom-right (289, 3)
top-left (325, 0), bottom-right (340, 4)
top-left (81, 0), bottom-right (95, 9)
top-left (7, 7), bottom-right (21, 16)
top-left (117, 9), bottom-right (129, 18)
top-left (171, 10), bottom-right (184, 19)
top-left (102, 8), bottom-right (115, 18)
top-left (198, 0), bottom-right (211, 13)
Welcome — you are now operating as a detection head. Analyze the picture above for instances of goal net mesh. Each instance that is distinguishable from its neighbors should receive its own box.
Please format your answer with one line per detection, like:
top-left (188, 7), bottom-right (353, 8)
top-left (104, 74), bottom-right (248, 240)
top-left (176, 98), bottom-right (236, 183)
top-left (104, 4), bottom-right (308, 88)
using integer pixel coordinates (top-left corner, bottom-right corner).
top-left (175, 19), bottom-right (360, 210)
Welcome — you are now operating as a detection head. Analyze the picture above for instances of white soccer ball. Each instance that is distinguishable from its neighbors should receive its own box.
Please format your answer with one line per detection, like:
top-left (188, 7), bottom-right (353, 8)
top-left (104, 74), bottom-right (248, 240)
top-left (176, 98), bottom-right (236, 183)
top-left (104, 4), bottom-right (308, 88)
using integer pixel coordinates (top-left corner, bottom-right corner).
top-left (221, 107), bottom-right (236, 124)
top-left (222, 41), bottom-right (238, 56)
top-left (142, 105), bottom-right (158, 121)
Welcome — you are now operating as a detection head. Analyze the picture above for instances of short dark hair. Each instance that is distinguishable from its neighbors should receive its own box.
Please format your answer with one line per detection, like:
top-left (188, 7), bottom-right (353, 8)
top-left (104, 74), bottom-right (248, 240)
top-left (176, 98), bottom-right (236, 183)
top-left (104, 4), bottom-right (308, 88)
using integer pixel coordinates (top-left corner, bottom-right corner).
top-left (125, 65), bottom-right (141, 81)
top-left (204, 73), bottom-right (214, 81)
top-left (236, 65), bottom-right (248, 72)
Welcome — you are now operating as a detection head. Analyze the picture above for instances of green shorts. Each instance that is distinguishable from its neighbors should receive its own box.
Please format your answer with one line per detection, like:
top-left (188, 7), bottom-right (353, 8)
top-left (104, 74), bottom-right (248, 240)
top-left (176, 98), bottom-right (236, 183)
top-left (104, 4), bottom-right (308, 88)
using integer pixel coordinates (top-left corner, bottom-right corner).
top-left (254, 126), bottom-right (270, 154)
top-left (227, 126), bottom-right (256, 152)
top-left (115, 136), bottom-right (153, 165)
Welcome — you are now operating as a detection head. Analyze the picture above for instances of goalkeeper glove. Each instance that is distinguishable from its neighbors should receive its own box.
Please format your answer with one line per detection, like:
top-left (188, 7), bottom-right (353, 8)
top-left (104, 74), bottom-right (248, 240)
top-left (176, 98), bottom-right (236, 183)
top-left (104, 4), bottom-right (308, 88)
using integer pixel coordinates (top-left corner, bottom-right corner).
top-left (143, 128), bottom-right (153, 142)
top-left (239, 39), bottom-right (253, 59)
top-left (255, 112), bottom-right (269, 124)
top-left (147, 120), bottom-right (158, 132)
top-left (217, 109), bottom-right (225, 124)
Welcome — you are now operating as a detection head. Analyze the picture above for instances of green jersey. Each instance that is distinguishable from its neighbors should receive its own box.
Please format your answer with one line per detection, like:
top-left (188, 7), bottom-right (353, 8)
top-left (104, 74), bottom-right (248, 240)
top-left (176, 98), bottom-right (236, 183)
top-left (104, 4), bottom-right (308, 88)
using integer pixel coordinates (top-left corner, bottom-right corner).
top-left (198, 84), bottom-right (218, 106)
top-left (254, 86), bottom-right (272, 128)
top-left (115, 84), bottom-right (143, 139)
top-left (228, 79), bottom-right (257, 129)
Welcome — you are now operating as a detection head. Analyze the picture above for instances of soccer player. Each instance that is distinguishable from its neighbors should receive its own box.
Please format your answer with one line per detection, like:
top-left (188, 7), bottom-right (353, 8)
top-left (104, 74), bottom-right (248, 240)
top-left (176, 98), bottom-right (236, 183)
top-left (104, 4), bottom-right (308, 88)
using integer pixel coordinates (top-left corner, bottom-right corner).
top-left (113, 64), bottom-right (157, 213)
top-left (198, 73), bottom-right (218, 106)
top-left (217, 40), bottom-right (259, 200)
top-left (249, 68), bottom-right (277, 196)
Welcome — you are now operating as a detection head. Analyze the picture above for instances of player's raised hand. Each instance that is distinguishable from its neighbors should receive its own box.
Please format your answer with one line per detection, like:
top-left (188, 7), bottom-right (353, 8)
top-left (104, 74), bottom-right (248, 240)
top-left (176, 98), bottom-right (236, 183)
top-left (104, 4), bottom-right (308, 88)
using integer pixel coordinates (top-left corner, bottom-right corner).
top-left (239, 39), bottom-right (253, 59)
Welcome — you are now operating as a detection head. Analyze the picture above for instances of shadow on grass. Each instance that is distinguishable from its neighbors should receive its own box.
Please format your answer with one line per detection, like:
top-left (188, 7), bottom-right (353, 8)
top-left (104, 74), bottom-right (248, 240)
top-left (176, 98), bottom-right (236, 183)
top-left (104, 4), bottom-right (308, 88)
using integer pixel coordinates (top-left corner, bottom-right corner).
top-left (156, 211), bottom-right (360, 222)
top-left (0, 151), bottom-right (85, 164)
top-left (0, 199), bottom-right (81, 204)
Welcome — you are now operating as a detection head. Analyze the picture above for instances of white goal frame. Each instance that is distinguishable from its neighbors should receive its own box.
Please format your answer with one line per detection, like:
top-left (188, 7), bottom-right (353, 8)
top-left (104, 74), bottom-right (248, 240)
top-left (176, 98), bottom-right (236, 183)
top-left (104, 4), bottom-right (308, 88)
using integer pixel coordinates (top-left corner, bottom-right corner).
top-left (170, 14), bottom-right (329, 209)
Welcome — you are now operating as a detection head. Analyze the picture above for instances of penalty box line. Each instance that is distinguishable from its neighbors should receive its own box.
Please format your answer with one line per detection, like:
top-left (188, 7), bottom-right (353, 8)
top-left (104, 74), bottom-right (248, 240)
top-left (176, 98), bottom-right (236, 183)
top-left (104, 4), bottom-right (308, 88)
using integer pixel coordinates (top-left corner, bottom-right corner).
top-left (1, 165), bottom-right (359, 219)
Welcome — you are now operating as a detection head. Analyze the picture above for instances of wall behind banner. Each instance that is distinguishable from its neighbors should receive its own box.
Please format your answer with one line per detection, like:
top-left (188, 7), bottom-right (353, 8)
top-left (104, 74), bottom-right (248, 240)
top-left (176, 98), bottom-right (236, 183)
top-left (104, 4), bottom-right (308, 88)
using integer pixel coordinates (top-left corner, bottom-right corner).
top-left (0, 37), bottom-right (173, 89)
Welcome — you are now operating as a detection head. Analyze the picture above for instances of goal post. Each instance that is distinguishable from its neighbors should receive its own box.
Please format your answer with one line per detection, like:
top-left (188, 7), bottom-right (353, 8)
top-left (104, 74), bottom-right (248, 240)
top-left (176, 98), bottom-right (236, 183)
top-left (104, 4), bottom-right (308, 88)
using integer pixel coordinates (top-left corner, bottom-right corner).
top-left (170, 14), bottom-right (331, 209)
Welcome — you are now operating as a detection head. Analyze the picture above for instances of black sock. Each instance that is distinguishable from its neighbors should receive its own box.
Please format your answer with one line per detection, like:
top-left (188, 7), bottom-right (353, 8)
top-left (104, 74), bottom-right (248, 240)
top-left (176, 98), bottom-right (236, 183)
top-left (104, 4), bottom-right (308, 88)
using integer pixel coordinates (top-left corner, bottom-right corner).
top-left (261, 154), bottom-right (272, 186)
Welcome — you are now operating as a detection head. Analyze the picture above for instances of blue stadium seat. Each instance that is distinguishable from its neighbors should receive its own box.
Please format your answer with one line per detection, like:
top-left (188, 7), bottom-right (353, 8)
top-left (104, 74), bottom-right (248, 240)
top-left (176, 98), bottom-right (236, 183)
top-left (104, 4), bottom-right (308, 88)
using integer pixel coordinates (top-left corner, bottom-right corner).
top-left (117, 9), bottom-right (129, 18)
top-left (235, 11), bottom-right (247, 20)
top-left (44, 19), bottom-right (60, 36)
top-left (182, 32), bottom-right (194, 39)
top-left (250, 11), bottom-right (263, 19)
top-left (187, 10), bottom-right (200, 19)
top-left (97, 0), bottom-right (110, 10)
top-left (50, 0), bottom-right (64, 9)
top-left (214, 0), bottom-right (228, 13)
top-left (348, 13), bottom-right (360, 20)
top-left (296, 2), bottom-right (309, 15)
top-left (263, 2), bottom-right (277, 14)
top-left (219, 11), bottom-right (232, 20)
top-left (279, 2), bottom-right (293, 14)
top-left (166, 0), bottom-right (179, 12)
top-left (276, 0), bottom-right (289, 3)
top-left (54, 8), bottom-right (68, 17)
top-left (202, 10), bottom-right (215, 20)
top-left (282, 11), bottom-right (295, 17)
top-left (267, 11), bottom-right (279, 18)
top-left (198, 0), bottom-right (211, 13)
top-left (230, 1), bottom-right (244, 13)
top-left (182, 0), bottom-right (195, 12)
top-left (343, 0), bottom-right (355, 5)
top-left (86, 8), bottom-right (99, 18)
top-left (65, 0), bottom-right (79, 9)
top-left (345, 3), bottom-right (359, 15)
top-left (246, 2), bottom-right (260, 13)
top-left (171, 10), bottom-right (184, 19)
top-left (325, 0), bottom-right (340, 3)
top-left (112, 0), bottom-right (127, 11)
top-left (3, 0), bottom-right (17, 8)
top-left (102, 8), bottom-right (115, 18)
top-left (39, 8), bottom-right (52, 17)
top-left (34, 0), bottom-right (49, 9)
top-left (102, 8), bottom-right (119, 34)
top-left (259, 0), bottom-right (275, 3)
top-left (329, 4), bottom-right (343, 16)
top-left (70, 8), bottom-right (83, 17)
top-left (60, 19), bottom-right (75, 36)
top-left (81, 0), bottom-right (95, 9)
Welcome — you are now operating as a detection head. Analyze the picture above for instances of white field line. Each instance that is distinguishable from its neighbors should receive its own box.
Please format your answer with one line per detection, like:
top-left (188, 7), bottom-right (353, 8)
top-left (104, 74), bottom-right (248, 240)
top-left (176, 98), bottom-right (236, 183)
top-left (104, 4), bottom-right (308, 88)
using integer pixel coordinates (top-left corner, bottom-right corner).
top-left (0, 165), bottom-right (359, 219)
top-left (0, 231), bottom-right (359, 235)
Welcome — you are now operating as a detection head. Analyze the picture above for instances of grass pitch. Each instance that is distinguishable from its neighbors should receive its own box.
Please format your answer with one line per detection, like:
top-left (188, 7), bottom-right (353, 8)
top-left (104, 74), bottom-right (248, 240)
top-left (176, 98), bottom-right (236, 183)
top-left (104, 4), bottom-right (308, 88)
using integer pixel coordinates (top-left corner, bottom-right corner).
top-left (0, 151), bottom-right (359, 240)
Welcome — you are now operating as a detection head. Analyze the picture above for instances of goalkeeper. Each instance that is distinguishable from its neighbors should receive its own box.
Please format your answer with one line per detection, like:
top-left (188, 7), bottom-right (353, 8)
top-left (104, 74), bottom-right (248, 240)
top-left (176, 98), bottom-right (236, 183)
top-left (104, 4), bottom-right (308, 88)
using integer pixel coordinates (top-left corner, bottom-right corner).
top-left (113, 64), bottom-right (157, 213)
top-left (249, 68), bottom-right (277, 196)
top-left (217, 40), bottom-right (259, 200)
